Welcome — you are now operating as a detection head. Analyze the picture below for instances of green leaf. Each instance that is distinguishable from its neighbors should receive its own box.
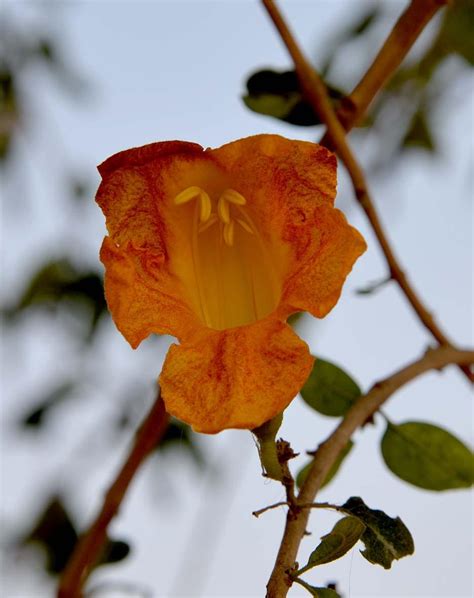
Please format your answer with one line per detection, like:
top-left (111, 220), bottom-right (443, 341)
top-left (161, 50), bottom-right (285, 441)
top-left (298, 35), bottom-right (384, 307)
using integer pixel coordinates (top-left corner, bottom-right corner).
top-left (243, 92), bottom-right (301, 120)
top-left (299, 516), bottom-right (365, 573)
top-left (243, 69), bottom-right (344, 127)
top-left (403, 109), bottom-right (435, 152)
top-left (342, 497), bottom-right (414, 569)
top-left (20, 381), bottom-right (76, 428)
top-left (381, 421), bottom-right (474, 491)
top-left (355, 276), bottom-right (391, 296)
top-left (300, 358), bottom-right (361, 416)
top-left (297, 584), bottom-right (341, 598)
top-left (436, 0), bottom-right (474, 66)
top-left (23, 496), bottom-right (130, 575)
top-left (296, 440), bottom-right (354, 490)
top-left (3, 259), bottom-right (107, 340)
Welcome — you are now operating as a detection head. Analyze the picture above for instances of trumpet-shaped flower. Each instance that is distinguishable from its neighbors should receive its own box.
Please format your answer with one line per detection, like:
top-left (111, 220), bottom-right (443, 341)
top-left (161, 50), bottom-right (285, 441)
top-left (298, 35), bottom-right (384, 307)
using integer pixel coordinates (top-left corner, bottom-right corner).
top-left (96, 135), bottom-right (366, 433)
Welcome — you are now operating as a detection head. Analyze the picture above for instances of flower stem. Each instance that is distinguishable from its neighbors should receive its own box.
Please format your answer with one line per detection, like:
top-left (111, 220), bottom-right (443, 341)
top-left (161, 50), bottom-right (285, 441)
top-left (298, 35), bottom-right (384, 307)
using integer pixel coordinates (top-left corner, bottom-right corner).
top-left (57, 389), bottom-right (169, 597)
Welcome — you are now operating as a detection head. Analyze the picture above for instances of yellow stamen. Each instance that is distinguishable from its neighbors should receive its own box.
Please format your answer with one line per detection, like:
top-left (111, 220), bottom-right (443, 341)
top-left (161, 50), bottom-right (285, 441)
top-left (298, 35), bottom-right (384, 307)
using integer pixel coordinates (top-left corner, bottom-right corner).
top-left (174, 186), bottom-right (203, 205)
top-left (199, 191), bottom-right (212, 222)
top-left (222, 189), bottom-right (246, 205)
top-left (198, 213), bottom-right (218, 233)
top-left (217, 196), bottom-right (230, 223)
top-left (223, 220), bottom-right (234, 246)
top-left (237, 218), bottom-right (254, 234)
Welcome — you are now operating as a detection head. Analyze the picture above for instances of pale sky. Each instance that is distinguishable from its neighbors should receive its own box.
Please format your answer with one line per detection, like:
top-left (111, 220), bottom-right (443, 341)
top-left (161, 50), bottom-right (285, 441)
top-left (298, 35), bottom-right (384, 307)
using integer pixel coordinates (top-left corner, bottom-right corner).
top-left (1, 1), bottom-right (473, 597)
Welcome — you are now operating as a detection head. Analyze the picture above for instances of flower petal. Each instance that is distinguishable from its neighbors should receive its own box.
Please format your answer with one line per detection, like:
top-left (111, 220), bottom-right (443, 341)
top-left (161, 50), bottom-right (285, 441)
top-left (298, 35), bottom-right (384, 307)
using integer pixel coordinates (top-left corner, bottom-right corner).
top-left (279, 204), bottom-right (367, 318)
top-left (159, 318), bottom-right (314, 433)
top-left (100, 237), bottom-right (202, 347)
top-left (96, 140), bottom-right (229, 339)
top-left (96, 141), bottom-right (204, 249)
top-left (209, 135), bottom-right (365, 319)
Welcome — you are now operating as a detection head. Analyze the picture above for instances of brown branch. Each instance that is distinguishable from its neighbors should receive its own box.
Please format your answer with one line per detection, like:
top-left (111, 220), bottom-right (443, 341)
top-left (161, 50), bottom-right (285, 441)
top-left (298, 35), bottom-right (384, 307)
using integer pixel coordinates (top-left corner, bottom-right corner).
top-left (264, 345), bottom-right (474, 597)
top-left (321, 0), bottom-right (448, 143)
top-left (57, 390), bottom-right (169, 598)
top-left (261, 0), bottom-right (472, 383)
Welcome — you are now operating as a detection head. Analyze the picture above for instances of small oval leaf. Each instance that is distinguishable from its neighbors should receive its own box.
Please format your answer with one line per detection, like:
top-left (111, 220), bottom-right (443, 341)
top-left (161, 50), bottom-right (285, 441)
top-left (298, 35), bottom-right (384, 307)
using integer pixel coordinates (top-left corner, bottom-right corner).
top-left (296, 440), bottom-right (354, 490)
top-left (302, 516), bottom-right (365, 570)
top-left (381, 421), bottom-right (474, 491)
top-left (300, 358), bottom-right (361, 416)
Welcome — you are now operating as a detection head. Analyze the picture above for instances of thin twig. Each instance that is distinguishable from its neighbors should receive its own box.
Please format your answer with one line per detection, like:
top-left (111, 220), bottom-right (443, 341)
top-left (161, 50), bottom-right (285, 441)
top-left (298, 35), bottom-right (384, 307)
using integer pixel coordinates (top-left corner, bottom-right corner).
top-left (264, 345), bottom-right (474, 597)
top-left (321, 0), bottom-right (448, 142)
top-left (57, 390), bottom-right (169, 597)
top-left (253, 501), bottom-right (289, 518)
top-left (253, 501), bottom-right (340, 518)
top-left (261, 0), bottom-right (472, 384)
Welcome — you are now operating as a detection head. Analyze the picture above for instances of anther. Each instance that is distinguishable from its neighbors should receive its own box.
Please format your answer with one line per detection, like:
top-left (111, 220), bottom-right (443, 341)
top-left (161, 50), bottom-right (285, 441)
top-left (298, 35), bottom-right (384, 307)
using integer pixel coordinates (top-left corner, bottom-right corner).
top-left (174, 186), bottom-right (203, 205)
top-left (198, 213), bottom-right (218, 233)
top-left (222, 189), bottom-right (246, 205)
top-left (237, 218), bottom-right (253, 234)
top-left (223, 220), bottom-right (234, 246)
top-left (199, 191), bottom-right (212, 222)
top-left (217, 196), bottom-right (230, 223)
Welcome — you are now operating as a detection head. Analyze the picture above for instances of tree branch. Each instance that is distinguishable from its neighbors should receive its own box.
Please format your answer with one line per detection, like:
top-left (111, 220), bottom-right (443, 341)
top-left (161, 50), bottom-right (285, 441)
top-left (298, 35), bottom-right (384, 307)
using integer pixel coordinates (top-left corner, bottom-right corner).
top-left (57, 390), bottom-right (169, 597)
top-left (261, 0), bottom-right (472, 383)
top-left (321, 0), bottom-right (448, 144)
top-left (265, 345), bottom-right (474, 597)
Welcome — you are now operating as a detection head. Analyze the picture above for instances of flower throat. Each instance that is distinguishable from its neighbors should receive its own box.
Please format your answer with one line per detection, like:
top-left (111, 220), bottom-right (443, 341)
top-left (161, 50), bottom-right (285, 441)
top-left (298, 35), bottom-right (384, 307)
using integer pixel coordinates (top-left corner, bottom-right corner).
top-left (173, 186), bottom-right (280, 330)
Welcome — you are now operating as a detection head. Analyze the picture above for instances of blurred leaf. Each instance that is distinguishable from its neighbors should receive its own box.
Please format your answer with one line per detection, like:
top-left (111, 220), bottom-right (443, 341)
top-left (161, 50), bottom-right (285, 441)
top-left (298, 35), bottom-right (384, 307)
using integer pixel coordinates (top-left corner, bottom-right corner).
top-left (0, 67), bottom-right (18, 162)
top-left (295, 583), bottom-right (341, 598)
top-left (243, 69), bottom-right (344, 126)
top-left (23, 497), bottom-right (78, 574)
top-left (403, 109), bottom-right (435, 152)
top-left (296, 440), bottom-right (354, 490)
top-left (349, 7), bottom-right (380, 36)
top-left (298, 516), bottom-right (365, 573)
top-left (5, 259), bottom-right (107, 339)
top-left (356, 276), bottom-right (391, 296)
top-left (34, 38), bottom-right (58, 64)
top-left (100, 540), bottom-right (131, 565)
top-left (70, 176), bottom-right (91, 202)
top-left (381, 421), bottom-right (474, 491)
top-left (23, 497), bottom-right (130, 575)
top-left (243, 92), bottom-right (301, 120)
top-left (341, 497), bottom-right (414, 569)
top-left (429, 0), bottom-right (474, 67)
top-left (20, 381), bottom-right (76, 428)
top-left (300, 358), bottom-right (361, 417)
top-left (287, 311), bottom-right (303, 328)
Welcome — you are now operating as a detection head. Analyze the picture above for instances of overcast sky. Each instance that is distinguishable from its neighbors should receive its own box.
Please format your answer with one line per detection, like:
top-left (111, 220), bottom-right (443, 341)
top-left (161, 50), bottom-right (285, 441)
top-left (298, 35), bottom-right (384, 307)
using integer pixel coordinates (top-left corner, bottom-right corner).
top-left (1, 1), bottom-right (472, 597)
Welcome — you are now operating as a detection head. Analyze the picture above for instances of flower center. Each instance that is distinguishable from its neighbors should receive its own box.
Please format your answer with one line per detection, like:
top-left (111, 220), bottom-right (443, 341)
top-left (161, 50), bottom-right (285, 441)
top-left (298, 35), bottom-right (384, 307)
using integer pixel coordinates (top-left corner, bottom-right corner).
top-left (173, 186), bottom-right (281, 330)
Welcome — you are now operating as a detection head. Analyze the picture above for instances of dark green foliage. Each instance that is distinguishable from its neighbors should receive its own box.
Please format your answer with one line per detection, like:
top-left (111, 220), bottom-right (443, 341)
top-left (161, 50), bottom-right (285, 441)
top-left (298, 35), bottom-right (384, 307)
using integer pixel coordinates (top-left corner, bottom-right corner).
top-left (300, 358), bottom-right (361, 417)
top-left (298, 516), bottom-right (365, 573)
top-left (341, 497), bottom-right (414, 569)
top-left (355, 276), bottom-right (391, 296)
top-left (4, 259), bottom-right (107, 340)
top-left (297, 584), bottom-right (342, 598)
top-left (403, 109), bottom-right (435, 151)
top-left (381, 421), bottom-right (474, 491)
top-left (0, 67), bottom-right (17, 161)
top-left (22, 497), bottom-right (130, 574)
top-left (243, 69), bottom-right (344, 126)
top-left (20, 381), bottom-right (76, 428)
top-left (296, 440), bottom-right (354, 490)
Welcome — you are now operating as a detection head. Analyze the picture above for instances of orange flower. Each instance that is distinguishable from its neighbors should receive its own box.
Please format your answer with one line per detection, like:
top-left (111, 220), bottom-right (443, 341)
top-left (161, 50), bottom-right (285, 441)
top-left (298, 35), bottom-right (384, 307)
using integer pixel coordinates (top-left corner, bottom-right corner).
top-left (96, 135), bottom-right (366, 433)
